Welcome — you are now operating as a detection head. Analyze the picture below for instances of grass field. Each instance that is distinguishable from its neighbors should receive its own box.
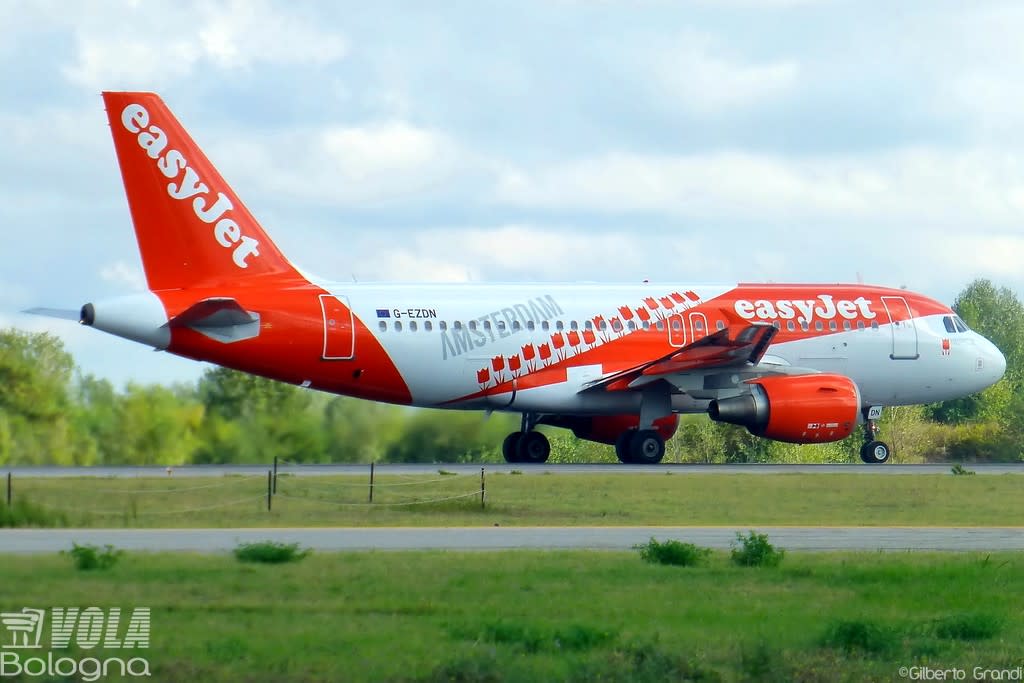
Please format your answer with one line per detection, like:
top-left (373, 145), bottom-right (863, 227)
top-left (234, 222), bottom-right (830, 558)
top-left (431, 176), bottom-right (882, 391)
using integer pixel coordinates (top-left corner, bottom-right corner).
top-left (6, 472), bottom-right (1024, 527)
top-left (1, 549), bottom-right (1021, 681)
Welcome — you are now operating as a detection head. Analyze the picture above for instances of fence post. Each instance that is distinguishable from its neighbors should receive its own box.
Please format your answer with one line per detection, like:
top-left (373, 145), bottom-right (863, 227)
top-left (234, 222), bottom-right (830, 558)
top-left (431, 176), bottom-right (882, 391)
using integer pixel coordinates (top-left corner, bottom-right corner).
top-left (369, 462), bottom-right (375, 503)
top-left (272, 456), bottom-right (278, 495)
top-left (5, 472), bottom-right (10, 508)
top-left (267, 470), bottom-right (272, 511)
top-left (480, 467), bottom-right (485, 509)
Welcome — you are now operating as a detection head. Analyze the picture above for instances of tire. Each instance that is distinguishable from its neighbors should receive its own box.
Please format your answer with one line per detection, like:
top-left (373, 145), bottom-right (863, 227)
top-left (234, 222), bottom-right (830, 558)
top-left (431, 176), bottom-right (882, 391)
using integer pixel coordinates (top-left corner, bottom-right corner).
top-left (615, 430), bottom-right (634, 464)
top-left (629, 429), bottom-right (666, 465)
top-left (860, 440), bottom-right (891, 464)
top-left (502, 432), bottom-right (523, 463)
top-left (517, 431), bottom-right (551, 464)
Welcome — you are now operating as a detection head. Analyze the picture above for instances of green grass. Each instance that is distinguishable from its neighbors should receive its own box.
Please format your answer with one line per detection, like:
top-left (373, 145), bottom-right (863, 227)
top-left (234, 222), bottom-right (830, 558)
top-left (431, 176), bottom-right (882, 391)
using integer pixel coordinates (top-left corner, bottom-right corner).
top-left (0, 550), bottom-right (1021, 681)
top-left (7, 472), bottom-right (1024, 527)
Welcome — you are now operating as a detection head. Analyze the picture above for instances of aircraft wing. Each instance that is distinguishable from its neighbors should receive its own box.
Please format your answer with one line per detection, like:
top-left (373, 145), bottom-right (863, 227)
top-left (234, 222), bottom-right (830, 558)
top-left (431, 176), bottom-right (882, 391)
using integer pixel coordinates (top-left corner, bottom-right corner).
top-left (581, 322), bottom-right (778, 393)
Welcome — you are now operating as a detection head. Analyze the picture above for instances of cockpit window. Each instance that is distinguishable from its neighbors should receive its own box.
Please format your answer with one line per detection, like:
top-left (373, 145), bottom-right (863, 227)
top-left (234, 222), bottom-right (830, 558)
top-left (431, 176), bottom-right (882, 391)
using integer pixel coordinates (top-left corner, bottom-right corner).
top-left (954, 316), bottom-right (970, 333)
top-left (943, 316), bottom-right (956, 334)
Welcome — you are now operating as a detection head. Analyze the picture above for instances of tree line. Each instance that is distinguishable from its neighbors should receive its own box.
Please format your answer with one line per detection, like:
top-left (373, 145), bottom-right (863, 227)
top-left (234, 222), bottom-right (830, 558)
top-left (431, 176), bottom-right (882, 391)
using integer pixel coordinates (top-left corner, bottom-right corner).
top-left (1, 279), bottom-right (1021, 465)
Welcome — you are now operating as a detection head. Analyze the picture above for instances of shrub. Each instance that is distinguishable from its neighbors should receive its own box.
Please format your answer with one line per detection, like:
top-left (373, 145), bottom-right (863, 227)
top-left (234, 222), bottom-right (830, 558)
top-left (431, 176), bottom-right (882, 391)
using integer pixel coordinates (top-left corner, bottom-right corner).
top-left (950, 464), bottom-right (976, 476)
top-left (730, 531), bottom-right (784, 568)
top-left (0, 498), bottom-right (67, 528)
top-left (636, 538), bottom-right (712, 567)
top-left (820, 619), bottom-right (894, 655)
top-left (233, 541), bottom-right (310, 564)
top-left (65, 543), bottom-right (123, 571)
top-left (933, 614), bottom-right (1000, 640)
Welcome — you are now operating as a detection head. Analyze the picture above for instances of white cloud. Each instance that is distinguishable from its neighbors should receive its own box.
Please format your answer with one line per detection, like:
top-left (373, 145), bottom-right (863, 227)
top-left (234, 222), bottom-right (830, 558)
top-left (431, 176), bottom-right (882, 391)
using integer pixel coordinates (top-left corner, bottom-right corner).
top-left (99, 261), bottom-right (147, 292)
top-left (213, 121), bottom-right (466, 205)
top-left (61, 0), bottom-right (347, 90)
top-left (643, 30), bottom-right (799, 113)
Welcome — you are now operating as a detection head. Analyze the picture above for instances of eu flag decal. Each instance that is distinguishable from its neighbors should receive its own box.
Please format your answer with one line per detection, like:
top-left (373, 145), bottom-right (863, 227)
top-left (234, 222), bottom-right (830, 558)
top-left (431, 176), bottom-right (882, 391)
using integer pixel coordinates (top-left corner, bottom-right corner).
top-left (376, 309), bottom-right (391, 318)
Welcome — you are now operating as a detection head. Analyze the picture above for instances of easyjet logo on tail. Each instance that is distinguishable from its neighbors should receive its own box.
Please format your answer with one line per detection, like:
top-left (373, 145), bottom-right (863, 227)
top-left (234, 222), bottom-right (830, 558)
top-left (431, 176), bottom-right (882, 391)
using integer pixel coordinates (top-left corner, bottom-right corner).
top-left (734, 294), bottom-right (877, 324)
top-left (120, 104), bottom-right (260, 269)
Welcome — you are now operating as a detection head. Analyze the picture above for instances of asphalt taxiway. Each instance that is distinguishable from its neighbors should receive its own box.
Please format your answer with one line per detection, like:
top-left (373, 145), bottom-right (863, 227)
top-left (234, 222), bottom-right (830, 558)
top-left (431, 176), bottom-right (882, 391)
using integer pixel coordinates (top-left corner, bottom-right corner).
top-left (2, 526), bottom-right (1022, 553)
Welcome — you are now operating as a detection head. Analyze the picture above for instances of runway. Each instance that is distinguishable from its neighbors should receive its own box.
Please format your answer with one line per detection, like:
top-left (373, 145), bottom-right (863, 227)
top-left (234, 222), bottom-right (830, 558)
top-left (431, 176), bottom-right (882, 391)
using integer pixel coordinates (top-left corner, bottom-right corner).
top-left (2, 526), bottom-right (1023, 553)
top-left (7, 462), bottom-right (1024, 477)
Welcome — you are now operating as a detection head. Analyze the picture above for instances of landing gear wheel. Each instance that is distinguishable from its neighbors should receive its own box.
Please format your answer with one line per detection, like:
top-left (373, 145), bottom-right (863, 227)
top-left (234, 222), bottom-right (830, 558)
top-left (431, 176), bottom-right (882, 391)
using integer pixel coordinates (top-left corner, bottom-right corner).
top-left (615, 430), bottom-right (635, 464)
top-left (517, 431), bottom-right (551, 464)
top-left (860, 440), bottom-right (891, 464)
top-left (629, 429), bottom-right (666, 465)
top-left (502, 432), bottom-right (523, 463)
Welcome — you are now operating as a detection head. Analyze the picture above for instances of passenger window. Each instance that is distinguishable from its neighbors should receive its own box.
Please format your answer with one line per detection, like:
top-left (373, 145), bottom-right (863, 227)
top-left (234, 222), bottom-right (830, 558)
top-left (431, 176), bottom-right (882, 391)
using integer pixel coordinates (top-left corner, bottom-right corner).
top-left (512, 321), bottom-right (521, 331)
top-left (843, 321), bottom-right (851, 331)
top-left (453, 321), bottom-right (463, 330)
top-left (439, 321), bottom-right (447, 331)
top-left (642, 321), bottom-right (651, 330)
top-left (787, 320), bottom-right (795, 331)
top-left (857, 321), bottom-right (865, 330)
top-left (718, 321), bottom-right (727, 330)
top-left (424, 321), bottom-right (432, 332)
top-left (671, 319), bottom-right (681, 331)
top-left (800, 321), bottom-right (809, 332)
top-left (656, 320), bottom-right (665, 331)
top-left (829, 320), bottom-right (837, 331)
top-left (771, 321), bottom-right (780, 330)
top-left (612, 319), bottom-right (623, 332)
top-left (483, 320), bottom-right (491, 330)
top-left (394, 321), bottom-right (403, 332)
top-left (468, 320), bottom-right (476, 331)
top-left (585, 321), bottom-right (593, 331)
top-left (378, 321), bottom-right (387, 332)
top-left (815, 321), bottom-right (823, 331)
top-left (695, 319), bottom-right (704, 331)
top-left (943, 316), bottom-right (956, 334)
top-left (409, 321), bottom-right (417, 332)
top-left (527, 321), bottom-right (535, 331)
top-left (556, 321), bottom-right (564, 331)
top-left (497, 321), bottom-right (506, 332)
top-left (570, 321), bottom-right (578, 330)
top-left (871, 320), bottom-right (879, 330)
top-left (541, 321), bottom-right (549, 331)
top-left (628, 321), bottom-right (637, 331)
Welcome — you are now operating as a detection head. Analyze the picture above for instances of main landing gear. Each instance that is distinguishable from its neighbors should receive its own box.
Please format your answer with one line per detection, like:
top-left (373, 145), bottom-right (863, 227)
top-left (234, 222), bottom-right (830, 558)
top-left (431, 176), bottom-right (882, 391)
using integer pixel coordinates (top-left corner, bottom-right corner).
top-left (859, 406), bottom-right (891, 464)
top-left (502, 413), bottom-right (551, 464)
top-left (614, 429), bottom-right (666, 465)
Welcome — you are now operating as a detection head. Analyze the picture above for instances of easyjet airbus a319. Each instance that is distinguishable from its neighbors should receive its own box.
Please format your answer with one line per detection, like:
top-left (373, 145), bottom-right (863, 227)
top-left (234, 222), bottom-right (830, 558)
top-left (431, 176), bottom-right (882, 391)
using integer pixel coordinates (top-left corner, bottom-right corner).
top-left (34, 92), bottom-right (1007, 464)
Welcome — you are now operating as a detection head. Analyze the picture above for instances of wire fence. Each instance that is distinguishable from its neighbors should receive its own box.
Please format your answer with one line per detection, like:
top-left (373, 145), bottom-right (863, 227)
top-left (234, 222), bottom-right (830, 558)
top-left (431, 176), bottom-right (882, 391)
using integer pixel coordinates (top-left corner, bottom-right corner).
top-left (2, 463), bottom-right (488, 521)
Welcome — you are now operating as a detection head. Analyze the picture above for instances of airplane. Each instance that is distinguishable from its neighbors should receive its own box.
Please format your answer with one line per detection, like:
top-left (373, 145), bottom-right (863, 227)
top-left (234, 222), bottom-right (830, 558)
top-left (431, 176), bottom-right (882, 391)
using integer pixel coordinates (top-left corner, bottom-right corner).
top-left (31, 91), bottom-right (1007, 465)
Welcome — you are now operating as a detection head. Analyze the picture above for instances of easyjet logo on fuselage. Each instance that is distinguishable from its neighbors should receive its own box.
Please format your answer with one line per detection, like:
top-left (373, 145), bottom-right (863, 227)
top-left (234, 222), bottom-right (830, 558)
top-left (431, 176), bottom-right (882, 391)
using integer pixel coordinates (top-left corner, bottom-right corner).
top-left (120, 104), bottom-right (260, 269)
top-left (734, 294), bottom-right (877, 324)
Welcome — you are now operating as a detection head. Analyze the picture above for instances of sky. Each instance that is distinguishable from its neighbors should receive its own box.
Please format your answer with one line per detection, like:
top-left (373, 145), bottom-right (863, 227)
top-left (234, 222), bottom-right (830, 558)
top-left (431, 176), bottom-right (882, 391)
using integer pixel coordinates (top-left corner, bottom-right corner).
top-left (3, 0), bottom-right (1024, 387)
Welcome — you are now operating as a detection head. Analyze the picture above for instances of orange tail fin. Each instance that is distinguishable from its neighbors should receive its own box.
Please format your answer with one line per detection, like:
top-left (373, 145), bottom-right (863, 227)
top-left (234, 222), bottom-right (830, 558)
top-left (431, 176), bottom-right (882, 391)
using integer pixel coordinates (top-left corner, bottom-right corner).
top-left (102, 92), bottom-right (301, 291)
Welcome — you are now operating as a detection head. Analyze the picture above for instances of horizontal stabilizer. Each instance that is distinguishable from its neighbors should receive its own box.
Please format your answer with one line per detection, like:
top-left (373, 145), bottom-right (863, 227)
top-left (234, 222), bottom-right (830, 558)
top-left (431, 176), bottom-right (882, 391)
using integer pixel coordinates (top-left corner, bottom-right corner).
top-left (166, 298), bottom-right (260, 343)
top-left (21, 307), bottom-right (82, 322)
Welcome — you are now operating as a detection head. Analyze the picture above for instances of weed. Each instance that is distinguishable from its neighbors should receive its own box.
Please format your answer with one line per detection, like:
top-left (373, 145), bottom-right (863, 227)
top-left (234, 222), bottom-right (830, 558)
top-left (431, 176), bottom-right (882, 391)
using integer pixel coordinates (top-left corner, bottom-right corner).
top-left (570, 642), bottom-right (722, 682)
top-left (0, 498), bottom-right (67, 527)
top-left (636, 537), bottom-right (711, 567)
top-left (820, 619), bottom-right (895, 655)
top-left (233, 541), bottom-right (310, 564)
top-left (951, 464), bottom-right (976, 476)
top-left (933, 613), bottom-right (1000, 640)
top-left (450, 620), bottom-right (616, 654)
top-left (730, 531), bottom-right (785, 567)
top-left (65, 543), bottom-right (124, 571)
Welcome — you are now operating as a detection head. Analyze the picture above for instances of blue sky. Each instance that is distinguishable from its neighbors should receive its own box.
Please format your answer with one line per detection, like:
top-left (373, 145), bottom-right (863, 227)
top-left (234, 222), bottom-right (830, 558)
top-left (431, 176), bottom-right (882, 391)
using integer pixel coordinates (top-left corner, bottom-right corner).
top-left (3, 0), bottom-right (1024, 386)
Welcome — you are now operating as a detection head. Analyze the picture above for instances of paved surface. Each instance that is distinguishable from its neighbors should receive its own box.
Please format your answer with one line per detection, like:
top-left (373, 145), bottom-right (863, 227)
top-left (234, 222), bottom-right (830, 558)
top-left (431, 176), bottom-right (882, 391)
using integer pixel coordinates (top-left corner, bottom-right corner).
top-left (2, 526), bottom-right (1023, 553)
top-left (6, 463), bottom-right (1024, 478)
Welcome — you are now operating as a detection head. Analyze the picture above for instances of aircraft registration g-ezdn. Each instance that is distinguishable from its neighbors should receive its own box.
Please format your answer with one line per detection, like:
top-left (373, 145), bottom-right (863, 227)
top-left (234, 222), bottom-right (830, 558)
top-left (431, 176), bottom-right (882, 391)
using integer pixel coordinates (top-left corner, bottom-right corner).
top-left (35, 92), bottom-right (1007, 464)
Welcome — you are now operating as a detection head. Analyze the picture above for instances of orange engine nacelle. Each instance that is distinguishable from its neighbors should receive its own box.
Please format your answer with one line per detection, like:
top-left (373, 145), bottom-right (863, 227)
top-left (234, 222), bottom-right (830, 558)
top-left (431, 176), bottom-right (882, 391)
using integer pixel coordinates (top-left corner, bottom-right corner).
top-left (566, 414), bottom-right (679, 445)
top-left (708, 373), bottom-right (860, 444)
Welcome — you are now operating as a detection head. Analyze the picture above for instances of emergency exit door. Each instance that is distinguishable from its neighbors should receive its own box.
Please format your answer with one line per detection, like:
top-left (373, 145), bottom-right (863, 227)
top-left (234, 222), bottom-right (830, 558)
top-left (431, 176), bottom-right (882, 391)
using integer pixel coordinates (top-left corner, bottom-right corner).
top-left (881, 296), bottom-right (918, 360)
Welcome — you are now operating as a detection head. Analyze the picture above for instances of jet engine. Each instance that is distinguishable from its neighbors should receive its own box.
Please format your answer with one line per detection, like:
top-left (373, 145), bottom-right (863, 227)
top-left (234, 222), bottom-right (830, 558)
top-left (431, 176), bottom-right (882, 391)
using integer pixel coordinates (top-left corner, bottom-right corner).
top-left (708, 373), bottom-right (859, 444)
